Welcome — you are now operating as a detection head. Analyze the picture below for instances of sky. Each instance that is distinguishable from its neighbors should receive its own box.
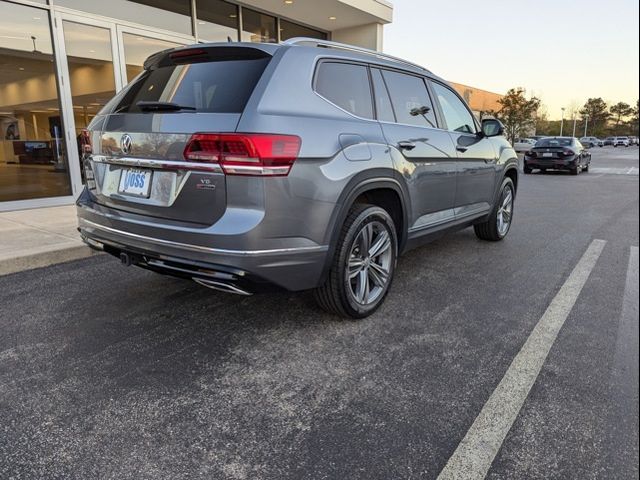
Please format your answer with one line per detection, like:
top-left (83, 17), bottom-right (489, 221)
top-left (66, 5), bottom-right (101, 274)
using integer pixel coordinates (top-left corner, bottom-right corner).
top-left (383, 0), bottom-right (640, 119)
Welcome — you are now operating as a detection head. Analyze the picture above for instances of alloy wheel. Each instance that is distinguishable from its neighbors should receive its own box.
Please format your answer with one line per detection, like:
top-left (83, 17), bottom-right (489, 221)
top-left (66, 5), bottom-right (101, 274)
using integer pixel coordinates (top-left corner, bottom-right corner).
top-left (497, 185), bottom-right (513, 237)
top-left (347, 220), bottom-right (393, 305)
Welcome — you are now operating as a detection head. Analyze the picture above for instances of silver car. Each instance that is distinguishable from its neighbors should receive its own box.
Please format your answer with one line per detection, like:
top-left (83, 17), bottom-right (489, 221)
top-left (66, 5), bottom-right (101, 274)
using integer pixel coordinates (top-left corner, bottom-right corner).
top-left (77, 38), bottom-right (518, 318)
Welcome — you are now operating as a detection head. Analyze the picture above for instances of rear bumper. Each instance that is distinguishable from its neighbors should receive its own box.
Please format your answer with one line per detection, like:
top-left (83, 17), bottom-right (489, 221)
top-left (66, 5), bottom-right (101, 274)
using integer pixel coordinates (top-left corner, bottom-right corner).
top-left (77, 194), bottom-right (329, 292)
top-left (524, 158), bottom-right (578, 171)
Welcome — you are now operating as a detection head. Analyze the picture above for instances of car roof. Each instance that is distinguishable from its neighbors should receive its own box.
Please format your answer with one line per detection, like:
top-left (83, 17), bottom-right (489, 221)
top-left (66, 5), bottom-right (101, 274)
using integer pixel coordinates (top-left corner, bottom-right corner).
top-left (145, 38), bottom-right (446, 83)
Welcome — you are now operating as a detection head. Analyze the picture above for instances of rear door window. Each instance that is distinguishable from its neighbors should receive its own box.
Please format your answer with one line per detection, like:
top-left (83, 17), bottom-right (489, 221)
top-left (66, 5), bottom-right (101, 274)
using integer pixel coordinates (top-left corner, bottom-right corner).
top-left (113, 57), bottom-right (271, 114)
top-left (314, 62), bottom-right (374, 119)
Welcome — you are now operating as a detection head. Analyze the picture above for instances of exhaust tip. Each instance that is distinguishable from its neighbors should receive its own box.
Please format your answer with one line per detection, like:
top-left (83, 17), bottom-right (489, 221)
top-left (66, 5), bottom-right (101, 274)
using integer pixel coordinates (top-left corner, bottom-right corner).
top-left (80, 234), bottom-right (105, 251)
top-left (193, 278), bottom-right (252, 296)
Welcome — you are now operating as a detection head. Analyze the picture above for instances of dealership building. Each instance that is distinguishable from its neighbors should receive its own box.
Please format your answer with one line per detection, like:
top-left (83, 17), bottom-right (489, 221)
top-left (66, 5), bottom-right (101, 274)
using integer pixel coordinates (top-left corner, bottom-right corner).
top-left (0, 0), bottom-right (392, 210)
top-left (0, 0), bottom-right (499, 212)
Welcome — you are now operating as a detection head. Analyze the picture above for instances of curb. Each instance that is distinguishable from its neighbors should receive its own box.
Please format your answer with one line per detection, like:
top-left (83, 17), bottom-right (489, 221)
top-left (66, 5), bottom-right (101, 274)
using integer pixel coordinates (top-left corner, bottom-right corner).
top-left (0, 244), bottom-right (101, 276)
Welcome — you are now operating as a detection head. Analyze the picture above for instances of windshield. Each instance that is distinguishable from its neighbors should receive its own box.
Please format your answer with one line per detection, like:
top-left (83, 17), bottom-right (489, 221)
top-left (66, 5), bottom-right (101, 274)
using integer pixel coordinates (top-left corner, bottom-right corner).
top-left (535, 138), bottom-right (573, 147)
top-left (112, 57), bottom-right (270, 114)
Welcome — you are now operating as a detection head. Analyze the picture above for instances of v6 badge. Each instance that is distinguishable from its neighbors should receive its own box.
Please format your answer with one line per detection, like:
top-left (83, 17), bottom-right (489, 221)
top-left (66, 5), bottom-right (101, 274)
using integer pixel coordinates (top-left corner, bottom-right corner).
top-left (196, 177), bottom-right (217, 191)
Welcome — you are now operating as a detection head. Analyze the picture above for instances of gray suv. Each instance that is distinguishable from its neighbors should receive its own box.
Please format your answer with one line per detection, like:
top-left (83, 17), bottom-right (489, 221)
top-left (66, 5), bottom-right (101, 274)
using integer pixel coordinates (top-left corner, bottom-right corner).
top-left (77, 38), bottom-right (518, 318)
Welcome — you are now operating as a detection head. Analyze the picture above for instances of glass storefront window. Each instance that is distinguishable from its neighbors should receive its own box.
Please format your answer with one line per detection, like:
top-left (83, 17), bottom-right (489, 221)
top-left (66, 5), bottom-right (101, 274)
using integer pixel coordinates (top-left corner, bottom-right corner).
top-left (61, 21), bottom-right (117, 144)
top-left (280, 19), bottom-right (327, 41)
top-left (0, 2), bottom-right (72, 202)
top-left (196, 0), bottom-right (238, 42)
top-left (121, 33), bottom-right (182, 83)
top-left (54, 0), bottom-right (193, 36)
top-left (241, 8), bottom-right (277, 43)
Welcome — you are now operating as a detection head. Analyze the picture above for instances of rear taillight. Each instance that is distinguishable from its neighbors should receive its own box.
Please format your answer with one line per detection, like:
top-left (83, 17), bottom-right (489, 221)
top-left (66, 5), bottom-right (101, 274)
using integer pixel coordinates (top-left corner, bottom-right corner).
top-left (528, 151), bottom-right (537, 158)
top-left (562, 148), bottom-right (575, 156)
top-left (183, 133), bottom-right (301, 176)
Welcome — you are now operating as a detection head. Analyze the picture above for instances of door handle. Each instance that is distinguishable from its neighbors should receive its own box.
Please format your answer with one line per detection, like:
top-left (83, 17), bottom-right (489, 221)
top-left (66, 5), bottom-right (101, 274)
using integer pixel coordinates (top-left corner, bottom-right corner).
top-left (456, 146), bottom-right (468, 153)
top-left (398, 141), bottom-right (416, 151)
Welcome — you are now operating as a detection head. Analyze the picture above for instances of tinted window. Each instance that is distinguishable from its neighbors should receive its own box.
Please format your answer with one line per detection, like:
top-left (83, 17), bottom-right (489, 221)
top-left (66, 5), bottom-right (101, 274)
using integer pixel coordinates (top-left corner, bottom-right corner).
top-left (280, 19), bottom-right (327, 41)
top-left (315, 63), bottom-right (373, 119)
top-left (371, 69), bottom-right (395, 122)
top-left (196, 0), bottom-right (239, 42)
top-left (381, 70), bottom-right (437, 128)
top-left (114, 58), bottom-right (270, 114)
top-left (55, 0), bottom-right (193, 35)
top-left (241, 8), bottom-right (277, 43)
top-left (535, 138), bottom-right (573, 147)
top-left (431, 82), bottom-right (476, 134)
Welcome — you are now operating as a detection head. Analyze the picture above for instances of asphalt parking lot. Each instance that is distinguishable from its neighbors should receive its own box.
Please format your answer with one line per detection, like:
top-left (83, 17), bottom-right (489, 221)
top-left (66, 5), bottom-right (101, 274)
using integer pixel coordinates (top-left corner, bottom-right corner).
top-left (1, 146), bottom-right (638, 480)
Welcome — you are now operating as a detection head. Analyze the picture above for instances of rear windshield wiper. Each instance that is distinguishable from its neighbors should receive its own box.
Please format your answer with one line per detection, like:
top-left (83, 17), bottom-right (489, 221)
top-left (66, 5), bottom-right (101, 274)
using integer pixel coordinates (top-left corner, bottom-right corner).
top-left (136, 101), bottom-right (196, 112)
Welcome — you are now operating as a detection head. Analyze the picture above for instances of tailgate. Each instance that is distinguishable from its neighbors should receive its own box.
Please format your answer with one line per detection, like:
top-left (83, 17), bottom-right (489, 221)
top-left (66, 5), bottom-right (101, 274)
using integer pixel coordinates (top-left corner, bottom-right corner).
top-left (84, 46), bottom-right (273, 226)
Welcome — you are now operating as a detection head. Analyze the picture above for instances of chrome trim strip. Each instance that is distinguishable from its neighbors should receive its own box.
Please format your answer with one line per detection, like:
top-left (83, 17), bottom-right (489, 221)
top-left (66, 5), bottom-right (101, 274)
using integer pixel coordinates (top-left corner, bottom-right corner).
top-left (91, 155), bottom-right (223, 173)
top-left (409, 204), bottom-right (490, 233)
top-left (78, 218), bottom-right (328, 256)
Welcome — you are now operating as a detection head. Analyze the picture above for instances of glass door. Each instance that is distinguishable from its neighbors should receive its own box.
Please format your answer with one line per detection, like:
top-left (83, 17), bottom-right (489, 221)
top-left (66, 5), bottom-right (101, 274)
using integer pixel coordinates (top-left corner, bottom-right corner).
top-left (0, 2), bottom-right (74, 205)
top-left (116, 26), bottom-right (183, 85)
top-left (53, 12), bottom-right (187, 192)
top-left (60, 18), bottom-right (120, 142)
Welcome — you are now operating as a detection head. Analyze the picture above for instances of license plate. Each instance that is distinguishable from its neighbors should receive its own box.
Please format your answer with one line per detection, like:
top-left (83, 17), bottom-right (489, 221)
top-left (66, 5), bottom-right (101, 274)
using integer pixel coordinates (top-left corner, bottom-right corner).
top-left (543, 152), bottom-right (553, 157)
top-left (118, 168), bottom-right (152, 197)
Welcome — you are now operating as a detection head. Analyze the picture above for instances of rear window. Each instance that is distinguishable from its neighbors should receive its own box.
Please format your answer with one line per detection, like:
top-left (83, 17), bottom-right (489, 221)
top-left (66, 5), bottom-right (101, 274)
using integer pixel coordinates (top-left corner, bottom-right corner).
top-left (535, 138), bottom-right (573, 147)
top-left (113, 58), bottom-right (270, 114)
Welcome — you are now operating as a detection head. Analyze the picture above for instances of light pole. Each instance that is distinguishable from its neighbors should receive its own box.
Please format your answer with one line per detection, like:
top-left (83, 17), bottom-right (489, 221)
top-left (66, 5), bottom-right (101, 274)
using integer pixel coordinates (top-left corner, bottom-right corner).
top-left (583, 114), bottom-right (590, 137)
top-left (560, 107), bottom-right (565, 136)
top-left (572, 111), bottom-right (577, 137)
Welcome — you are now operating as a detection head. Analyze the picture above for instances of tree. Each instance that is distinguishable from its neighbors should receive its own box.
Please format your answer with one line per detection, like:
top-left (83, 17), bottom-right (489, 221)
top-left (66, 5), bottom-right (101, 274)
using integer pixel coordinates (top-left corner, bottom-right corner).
top-left (579, 98), bottom-right (609, 137)
top-left (610, 102), bottom-right (634, 127)
top-left (628, 100), bottom-right (639, 135)
top-left (492, 88), bottom-right (541, 143)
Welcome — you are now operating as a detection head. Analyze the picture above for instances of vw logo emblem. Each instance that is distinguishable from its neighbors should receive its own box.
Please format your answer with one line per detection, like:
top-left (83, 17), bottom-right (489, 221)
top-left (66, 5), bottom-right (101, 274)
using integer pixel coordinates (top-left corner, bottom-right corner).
top-left (120, 134), bottom-right (133, 155)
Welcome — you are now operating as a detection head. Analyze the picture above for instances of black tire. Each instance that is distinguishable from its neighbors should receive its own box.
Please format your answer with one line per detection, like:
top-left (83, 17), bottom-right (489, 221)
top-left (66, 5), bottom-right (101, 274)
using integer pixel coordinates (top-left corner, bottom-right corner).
top-left (474, 177), bottom-right (515, 242)
top-left (314, 204), bottom-right (398, 319)
top-left (583, 163), bottom-right (589, 172)
top-left (571, 165), bottom-right (579, 175)
top-left (523, 166), bottom-right (532, 174)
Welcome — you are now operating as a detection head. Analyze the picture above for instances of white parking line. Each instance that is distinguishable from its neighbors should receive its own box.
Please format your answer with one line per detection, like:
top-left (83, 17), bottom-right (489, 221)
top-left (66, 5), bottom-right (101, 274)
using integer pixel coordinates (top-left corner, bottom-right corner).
top-left (610, 246), bottom-right (639, 398)
top-left (590, 167), bottom-right (639, 176)
top-left (437, 239), bottom-right (607, 480)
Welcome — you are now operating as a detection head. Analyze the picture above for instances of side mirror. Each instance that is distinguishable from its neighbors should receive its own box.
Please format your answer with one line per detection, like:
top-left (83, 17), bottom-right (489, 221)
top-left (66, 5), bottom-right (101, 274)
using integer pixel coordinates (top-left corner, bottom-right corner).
top-left (481, 118), bottom-right (504, 137)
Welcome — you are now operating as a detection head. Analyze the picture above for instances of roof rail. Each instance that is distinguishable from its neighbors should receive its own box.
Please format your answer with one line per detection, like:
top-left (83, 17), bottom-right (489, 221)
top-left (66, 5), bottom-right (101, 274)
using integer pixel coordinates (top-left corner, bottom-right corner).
top-left (281, 37), bottom-right (431, 73)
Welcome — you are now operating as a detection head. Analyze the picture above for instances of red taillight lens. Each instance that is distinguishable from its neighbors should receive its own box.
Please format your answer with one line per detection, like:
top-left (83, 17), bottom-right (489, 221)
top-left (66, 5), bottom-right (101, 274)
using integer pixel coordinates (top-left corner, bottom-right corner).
top-left (528, 151), bottom-right (537, 158)
top-left (183, 133), bottom-right (301, 176)
top-left (562, 148), bottom-right (575, 156)
top-left (169, 48), bottom-right (207, 63)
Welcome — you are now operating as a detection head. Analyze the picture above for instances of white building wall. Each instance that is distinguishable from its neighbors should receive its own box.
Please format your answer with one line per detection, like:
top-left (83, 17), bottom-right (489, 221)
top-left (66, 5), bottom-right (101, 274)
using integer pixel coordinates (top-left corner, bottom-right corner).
top-left (331, 23), bottom-right (384, 51)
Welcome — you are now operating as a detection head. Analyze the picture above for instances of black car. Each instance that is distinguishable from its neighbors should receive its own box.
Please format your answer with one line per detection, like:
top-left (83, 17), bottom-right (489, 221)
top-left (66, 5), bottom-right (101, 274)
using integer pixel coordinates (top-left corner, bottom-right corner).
top-left (524, 137), bottom-right (591, 175)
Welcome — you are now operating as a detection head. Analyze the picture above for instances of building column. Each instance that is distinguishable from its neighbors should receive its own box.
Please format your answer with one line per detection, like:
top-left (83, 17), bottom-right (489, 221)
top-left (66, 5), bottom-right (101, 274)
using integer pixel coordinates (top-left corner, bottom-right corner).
top-left (331, 22), bottom-right (383, 51)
